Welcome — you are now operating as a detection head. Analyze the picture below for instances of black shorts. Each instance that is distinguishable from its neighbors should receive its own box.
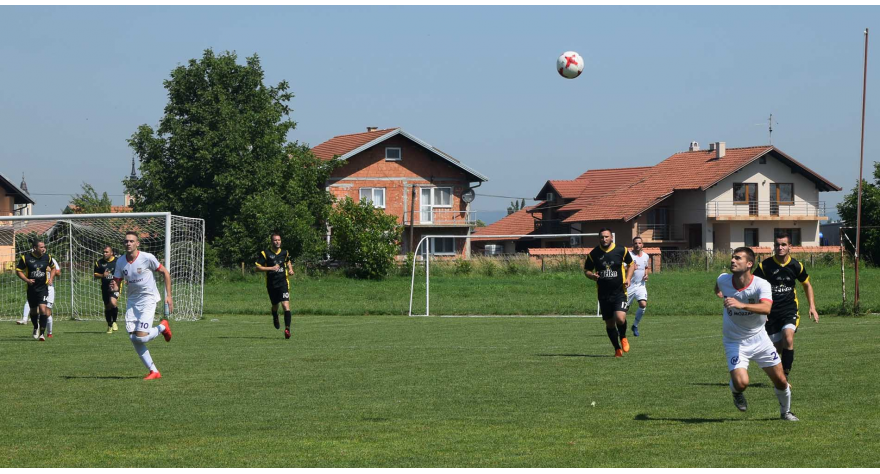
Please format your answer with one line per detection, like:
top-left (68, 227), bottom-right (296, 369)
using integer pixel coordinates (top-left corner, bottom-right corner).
top-left (102, 287), bottom-right (120, 306)
top-left (27, 287), bottom-right (49, 308)
top-left (598, 292), bottom-right (629, 321)
top-left (267, 285), bottom-right (290, 305)
top-left (766, 313), bottom-right (799, 336)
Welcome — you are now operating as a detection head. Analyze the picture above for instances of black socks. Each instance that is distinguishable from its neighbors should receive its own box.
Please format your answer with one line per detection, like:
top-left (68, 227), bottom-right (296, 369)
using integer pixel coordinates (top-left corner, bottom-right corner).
top-left (606, 327), bottom-right (621, 350)
top-left (617, 321), bottom-right (628, 339)
top-left (284, 311), bottom-right (292, 329)
top-left (782, 349), bottom-right (794, 376)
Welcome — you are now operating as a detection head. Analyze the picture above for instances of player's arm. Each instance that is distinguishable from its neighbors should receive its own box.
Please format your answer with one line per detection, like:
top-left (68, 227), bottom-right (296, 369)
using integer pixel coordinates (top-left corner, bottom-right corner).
top-left (158, 263), bottom-right (174, 313)
top-left (254, 251), bottom-right (278, 272)
top-left (724, 298), bottom-right (772, 315)
top-left (799, 264), bottom-right (819, 322)
top-left (15, 256), bottom-right (34, 285)
top-left (583, 254), bottom-right (598, 281)
top-left (714, 283), bottom-right (723, 298)
top-left (94, 261), bottom-right (104, 279)
top-left (623, 249), bottom-right (634, 288)
top-left (46, 257), bottom-right (55, 286)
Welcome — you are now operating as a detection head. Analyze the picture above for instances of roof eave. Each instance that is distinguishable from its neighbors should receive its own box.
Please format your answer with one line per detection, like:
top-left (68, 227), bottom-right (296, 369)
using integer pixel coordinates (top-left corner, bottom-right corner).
top-left (0, 173), bottom-right (35, 205)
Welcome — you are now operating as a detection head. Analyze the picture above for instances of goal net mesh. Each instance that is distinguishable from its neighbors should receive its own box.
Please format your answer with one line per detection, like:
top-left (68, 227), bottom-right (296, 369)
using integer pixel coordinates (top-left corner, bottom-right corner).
top-left (0, 213), bottom-right (204, 322)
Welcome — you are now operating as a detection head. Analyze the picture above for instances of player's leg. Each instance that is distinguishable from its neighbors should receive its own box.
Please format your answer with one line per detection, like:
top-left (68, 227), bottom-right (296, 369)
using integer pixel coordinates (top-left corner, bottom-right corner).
top-left (601, 301), bottom-right (622, 356)
top-left (779, 320), bottom-right (797, 378)
top-left (269, 287), bottom-right (281, 329)
top-left (27, 293), bottom-right (39, 338)
top-left (627, 291), bottom-right (639, 336)
top-left (37, 303), bottom-right (49, 340)
top-left (726, 340), bottom-right (751, 411)
top-left (127, 303), bottom-right (164, 379)
top-left (754, 334), bottom-right (797, 420)
top-left (633, 292), bottom-right (647, 336)
top-left (103, 290), bottom-right (114, 332)
top-left (110, 293), bottom-right (119, 331)
top-left (281, 285), bottom-right (291, 339)
top-left (615, 296), bottom-right (629, 352)
top-left (19, 300), bottom-right (30, 324)
top-left (46, 286), bottom-right (54, 337)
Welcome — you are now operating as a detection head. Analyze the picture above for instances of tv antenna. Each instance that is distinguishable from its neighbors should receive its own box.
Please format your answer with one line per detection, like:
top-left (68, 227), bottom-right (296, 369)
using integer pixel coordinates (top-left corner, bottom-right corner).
top-left (754, 114), bottom-right (779, 145)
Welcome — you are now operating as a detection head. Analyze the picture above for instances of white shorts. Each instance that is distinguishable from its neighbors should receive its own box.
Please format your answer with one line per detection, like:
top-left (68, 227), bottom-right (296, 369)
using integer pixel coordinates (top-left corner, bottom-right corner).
top-left (627, 285), bottom-right (647, 306)
top-left (724, 332), bottom-right (781, 372)
top-left (46, 286), bottom-right (55, 309)
top-left (125, 301), bottom-right (157, 333)
top-left (768, 324), bottom-right (798, 343)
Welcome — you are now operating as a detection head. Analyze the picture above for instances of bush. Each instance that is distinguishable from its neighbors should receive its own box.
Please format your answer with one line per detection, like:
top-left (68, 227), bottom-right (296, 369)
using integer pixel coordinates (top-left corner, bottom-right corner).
top-left (454, 258), bottom-right (473, 275)
top-left (329, 197), bottom-right (403, 280)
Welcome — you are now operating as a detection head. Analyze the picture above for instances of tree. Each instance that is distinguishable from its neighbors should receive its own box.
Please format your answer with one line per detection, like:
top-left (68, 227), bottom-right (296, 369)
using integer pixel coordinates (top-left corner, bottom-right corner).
top-left (475, 219), bottom-right (487, 227)
top-left (507, 198), bottom-right (526, 215)
top-left (64, 182), bottom-right (112, 214)
top-left (126, 49), bottom-right (339, 264)
top-left (837, 162), bottom-right (880, 264)
top-left (329, 197), bottom-right (402, 279)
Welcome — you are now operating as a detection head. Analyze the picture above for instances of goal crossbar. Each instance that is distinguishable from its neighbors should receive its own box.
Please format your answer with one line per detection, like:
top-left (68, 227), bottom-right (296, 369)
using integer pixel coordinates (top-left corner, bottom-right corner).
top-left (408, 233), bottom-right (601, 317)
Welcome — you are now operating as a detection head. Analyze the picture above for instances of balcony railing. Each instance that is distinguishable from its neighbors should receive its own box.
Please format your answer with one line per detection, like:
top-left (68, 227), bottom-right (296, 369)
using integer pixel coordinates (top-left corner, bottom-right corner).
top-left (404, 210), bottom-right (476, 226)
top-left (534, 219), bottom-right (571, 234)
top-left (706, 201), bottom-right (826, 218)
top-left (636, 224), bottom-right (684, 241)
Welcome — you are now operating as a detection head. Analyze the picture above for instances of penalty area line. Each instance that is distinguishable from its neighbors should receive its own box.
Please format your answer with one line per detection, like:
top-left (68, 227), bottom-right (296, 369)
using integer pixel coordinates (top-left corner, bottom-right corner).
top-left (412, 314), bottom-right (601, 318)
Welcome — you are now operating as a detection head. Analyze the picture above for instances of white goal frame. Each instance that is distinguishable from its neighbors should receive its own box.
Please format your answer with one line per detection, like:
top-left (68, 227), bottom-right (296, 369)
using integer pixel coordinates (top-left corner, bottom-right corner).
top-left (1, 212), bottom-right (205, 321)
top-left (408, 233), bottom-right (602, 317)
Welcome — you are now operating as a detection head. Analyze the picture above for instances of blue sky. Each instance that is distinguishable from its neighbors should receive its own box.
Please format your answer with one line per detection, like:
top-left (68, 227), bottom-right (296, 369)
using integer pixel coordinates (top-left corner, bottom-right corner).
top-left (1, 6), bottom-right (876, 222)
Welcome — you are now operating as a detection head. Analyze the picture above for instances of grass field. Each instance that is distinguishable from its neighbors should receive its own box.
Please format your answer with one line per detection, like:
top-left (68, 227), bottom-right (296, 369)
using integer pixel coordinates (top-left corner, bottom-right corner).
top-left (2, 310), bottom-right (879, 467)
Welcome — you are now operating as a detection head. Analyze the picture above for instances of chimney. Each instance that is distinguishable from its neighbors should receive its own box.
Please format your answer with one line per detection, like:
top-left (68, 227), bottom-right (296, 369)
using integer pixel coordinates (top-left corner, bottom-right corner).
top-left (689, 141), bottom-right (700, 152)
top-left (715, 141), bottom-right (726, 159)
top-left (708, 143), bottom-right (716, 151)
top-left (366, 126), bottom-right (379, 132)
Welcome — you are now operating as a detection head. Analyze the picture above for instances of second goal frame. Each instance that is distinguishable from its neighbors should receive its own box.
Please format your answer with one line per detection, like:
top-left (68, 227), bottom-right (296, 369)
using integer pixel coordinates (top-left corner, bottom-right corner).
top-left (408, 233), bottom-right (602, 317)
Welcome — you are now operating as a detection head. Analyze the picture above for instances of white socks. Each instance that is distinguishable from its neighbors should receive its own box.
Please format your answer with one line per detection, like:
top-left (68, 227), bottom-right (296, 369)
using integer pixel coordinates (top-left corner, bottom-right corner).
top-left (47, 316), bottom-right (53, 334)
top-left (634, 307), bottom-right (646, 326)
top-left (729, 380), bottom-right (741, 394)
top-left (131, 340), bottom-right (157, 372)
top-left (775, 385), bottom-right (792, 414)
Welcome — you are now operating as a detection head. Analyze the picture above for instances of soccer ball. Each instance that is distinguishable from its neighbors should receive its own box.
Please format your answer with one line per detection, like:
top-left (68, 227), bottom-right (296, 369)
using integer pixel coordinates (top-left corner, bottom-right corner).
top-left (557, 51), bottom-right (584, 79)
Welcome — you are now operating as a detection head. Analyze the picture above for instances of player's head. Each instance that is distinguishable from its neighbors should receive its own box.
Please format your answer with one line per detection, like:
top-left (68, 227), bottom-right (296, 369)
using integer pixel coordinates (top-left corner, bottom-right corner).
top-left (631, 236), bottom-right (643, 252)
top-left (123, 231), bottom-right (139, 253)
top-left (270, 232), bottom-right (282, 249)
top-left (598, 228), bottom-right (613, 248)
top-left (774, 233), bottom-right (791, 258)
top-left (32, 239), bottom-right (45, 256)
top-left (730, 246), bottom-right (756, 274)
top-left (102, 245), bottom-right (114, 259)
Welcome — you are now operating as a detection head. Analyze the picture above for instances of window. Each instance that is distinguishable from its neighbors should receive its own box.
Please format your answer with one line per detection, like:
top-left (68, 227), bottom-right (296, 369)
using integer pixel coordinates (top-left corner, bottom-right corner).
top-left (733, 183), bottom-right (757, 203)
top-left (774, 228), bottom-right (802, 246)
top-left (744, 228), bottom-right (759, 247)
top-left (547, 192), bottom-right (555, 202)
top-left (419, 187), bottom-right (452, 223)
top-left (771, 183), bottom-right (794, 204)
top-left (385, 147), bottom-right (401, 161)
top-left (430, 237), bottom-right (455, 255)
top-left (358, 187), bottom-right (386, 208)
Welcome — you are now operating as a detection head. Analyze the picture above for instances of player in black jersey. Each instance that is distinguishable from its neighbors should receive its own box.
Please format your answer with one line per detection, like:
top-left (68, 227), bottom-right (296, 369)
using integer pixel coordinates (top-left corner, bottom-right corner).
top-left (584, 229), bottom-right (635, 357)
top-left (255, 233), bottom-right (295, 339)
top-left (753, 233), bottom-right (818, 380)
top-left (94, 245), bottom-right (121, 333)
top-left (15, 240), bottom-right (56, 341)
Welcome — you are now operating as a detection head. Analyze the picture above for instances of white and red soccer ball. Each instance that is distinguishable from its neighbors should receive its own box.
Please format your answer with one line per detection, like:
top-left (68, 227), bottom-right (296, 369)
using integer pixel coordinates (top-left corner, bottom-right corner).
top-left (557, 51), bottom-right (584, 79)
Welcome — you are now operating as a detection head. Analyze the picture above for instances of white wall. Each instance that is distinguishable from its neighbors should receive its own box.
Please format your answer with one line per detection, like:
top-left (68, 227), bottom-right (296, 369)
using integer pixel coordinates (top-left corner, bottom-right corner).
top-left (705, 154), bottom-right (821, 213)
top-left (725, 220), bottom-right (819, 248)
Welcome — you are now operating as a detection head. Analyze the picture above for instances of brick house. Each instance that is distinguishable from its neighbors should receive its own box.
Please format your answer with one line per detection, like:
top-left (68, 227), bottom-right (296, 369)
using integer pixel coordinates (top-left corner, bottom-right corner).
top-left (311, 127), bottom-right (488, 257)
top-left (473, 142), bottom-right (840, 253)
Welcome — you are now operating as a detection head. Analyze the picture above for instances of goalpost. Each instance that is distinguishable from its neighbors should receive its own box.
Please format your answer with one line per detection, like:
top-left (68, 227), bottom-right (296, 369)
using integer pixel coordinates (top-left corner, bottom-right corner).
top-left (0, 212), bottom-right (205, 322)
top-left (408, 233), bottom-right (601, 317)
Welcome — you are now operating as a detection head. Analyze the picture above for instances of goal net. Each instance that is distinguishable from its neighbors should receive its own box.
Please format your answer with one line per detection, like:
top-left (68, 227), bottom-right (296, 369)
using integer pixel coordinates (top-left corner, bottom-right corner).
top-left (408, 233), bottom-right (601, 317)
top-left (0, 212), bottom-right (204, 322)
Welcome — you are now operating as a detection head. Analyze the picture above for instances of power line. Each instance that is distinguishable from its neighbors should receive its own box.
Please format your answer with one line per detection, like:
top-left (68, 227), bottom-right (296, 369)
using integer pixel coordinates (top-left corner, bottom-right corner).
top-left (475, 193), bottom-right (536, 200)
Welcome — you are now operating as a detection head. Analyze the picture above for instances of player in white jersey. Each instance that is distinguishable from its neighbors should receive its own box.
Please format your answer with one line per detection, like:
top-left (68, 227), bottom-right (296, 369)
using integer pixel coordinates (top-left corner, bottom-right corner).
top-left (110, 231), bottom-right (173, 381)
top-left (714, 247), bottom-right (798, 421)
top-left (627, 237), bottom-right (650, 337)
top-left (20, 256), bottom-right (60, 338)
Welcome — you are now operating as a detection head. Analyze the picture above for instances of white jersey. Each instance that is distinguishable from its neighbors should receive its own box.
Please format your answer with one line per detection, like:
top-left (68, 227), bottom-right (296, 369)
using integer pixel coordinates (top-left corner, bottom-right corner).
top-left (114, 251), bottom-right (162, 306)
top-left (48, 258), bottom-right (59, 286)
top-left (717, 273), bottom-right (773, 341)
top-left (628, 251), bottom-right (650, 286)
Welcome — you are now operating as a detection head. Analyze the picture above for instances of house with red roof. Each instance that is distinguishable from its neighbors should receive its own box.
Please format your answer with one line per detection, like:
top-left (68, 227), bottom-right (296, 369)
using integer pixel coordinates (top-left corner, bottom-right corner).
top-left (311, 127), bottom-right (488, 256)
top-left (473, 141), bottom-right (840, 253)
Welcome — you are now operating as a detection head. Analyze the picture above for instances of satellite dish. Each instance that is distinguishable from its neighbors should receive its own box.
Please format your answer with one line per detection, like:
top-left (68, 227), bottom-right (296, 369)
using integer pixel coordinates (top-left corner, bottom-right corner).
top-left (461, 188), bottom-right (475, 203)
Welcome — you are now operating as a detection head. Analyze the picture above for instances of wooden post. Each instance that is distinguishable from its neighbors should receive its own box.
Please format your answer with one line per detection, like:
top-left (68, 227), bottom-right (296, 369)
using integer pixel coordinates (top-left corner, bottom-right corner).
top-left (841, 227), bottom-right (846, 311)
top-left (541, 256), bottom-right (545, 273)
top-left (241, 262), bottom-right (244, 276)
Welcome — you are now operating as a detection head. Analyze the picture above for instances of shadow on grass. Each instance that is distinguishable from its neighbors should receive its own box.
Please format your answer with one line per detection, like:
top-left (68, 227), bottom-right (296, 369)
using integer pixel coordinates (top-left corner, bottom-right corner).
top-left (692, 382), bottom-right (769, 388)
top-left (62, 375), bottom-right (141, 380)
top-left (634, 413), bottom-right (748, 424)
top-left (216, 336), bottom-right (274, 340)
top-left (0, 338), bottom-right (38, 342)
top-left (60, 331), bottom-right (114, 334)
top-left (536, 354), bottom-right (613, 358)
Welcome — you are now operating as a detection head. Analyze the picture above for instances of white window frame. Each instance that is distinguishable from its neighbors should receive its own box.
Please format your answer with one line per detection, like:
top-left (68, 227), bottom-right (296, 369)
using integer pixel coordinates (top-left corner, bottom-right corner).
top-left (385, 147), bottom-right (402, 161)
top-left (419, 187), bottom-right (452, 223)
top-left (358, 187), bottom-right (386, 208)
top-left (426, 237), bottom-right (456, 256)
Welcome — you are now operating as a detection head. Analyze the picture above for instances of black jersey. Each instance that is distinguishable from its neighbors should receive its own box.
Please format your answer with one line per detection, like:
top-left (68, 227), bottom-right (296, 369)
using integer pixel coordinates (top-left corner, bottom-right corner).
top-left (16, 252), bottom-right (55, 292)
top-left (256, 248), bottom-right (291, 289)
top-left (584, 243), bottom-right (633, 299)
top-left (753, 255), bottom-right (809, 318)
top-left (94, 256), bottom-right (120, 291)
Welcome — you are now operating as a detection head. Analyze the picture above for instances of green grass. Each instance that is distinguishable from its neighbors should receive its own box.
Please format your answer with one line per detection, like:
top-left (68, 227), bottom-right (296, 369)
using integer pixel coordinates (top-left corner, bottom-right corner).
top-left (1, 312), bottom-right (879, 467)
top-left (204, 266), bottom-right (880, 316)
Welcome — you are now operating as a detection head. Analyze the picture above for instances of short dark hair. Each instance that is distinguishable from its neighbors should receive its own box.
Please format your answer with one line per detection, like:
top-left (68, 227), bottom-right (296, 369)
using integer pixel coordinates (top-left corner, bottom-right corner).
top-left (632, 236), bottom-right (643, 243)
top-left (124, 231), bottom-right (139, 241)
top-left (598, 227), bottom-right (612, 235)
top-left (775, 233), bottom-right (791, 244)
top-left (270, 232), bottom-right (281, 240)
top-left (103, 245), bottom-right (113, 252)
top-left (32, 239), bottom-right (45, 248)
top-left (733, 246), bottom-right (756, 264)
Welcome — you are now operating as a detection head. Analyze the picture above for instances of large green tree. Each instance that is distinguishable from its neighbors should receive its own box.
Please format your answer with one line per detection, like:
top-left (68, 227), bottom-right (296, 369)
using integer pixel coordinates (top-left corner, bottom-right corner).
top-left (126, 49), bottom-right (338, 264)
top-left (838, 162), bottom-right (880, 264)
top-left (329, 197), bottom-right (403, 279)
